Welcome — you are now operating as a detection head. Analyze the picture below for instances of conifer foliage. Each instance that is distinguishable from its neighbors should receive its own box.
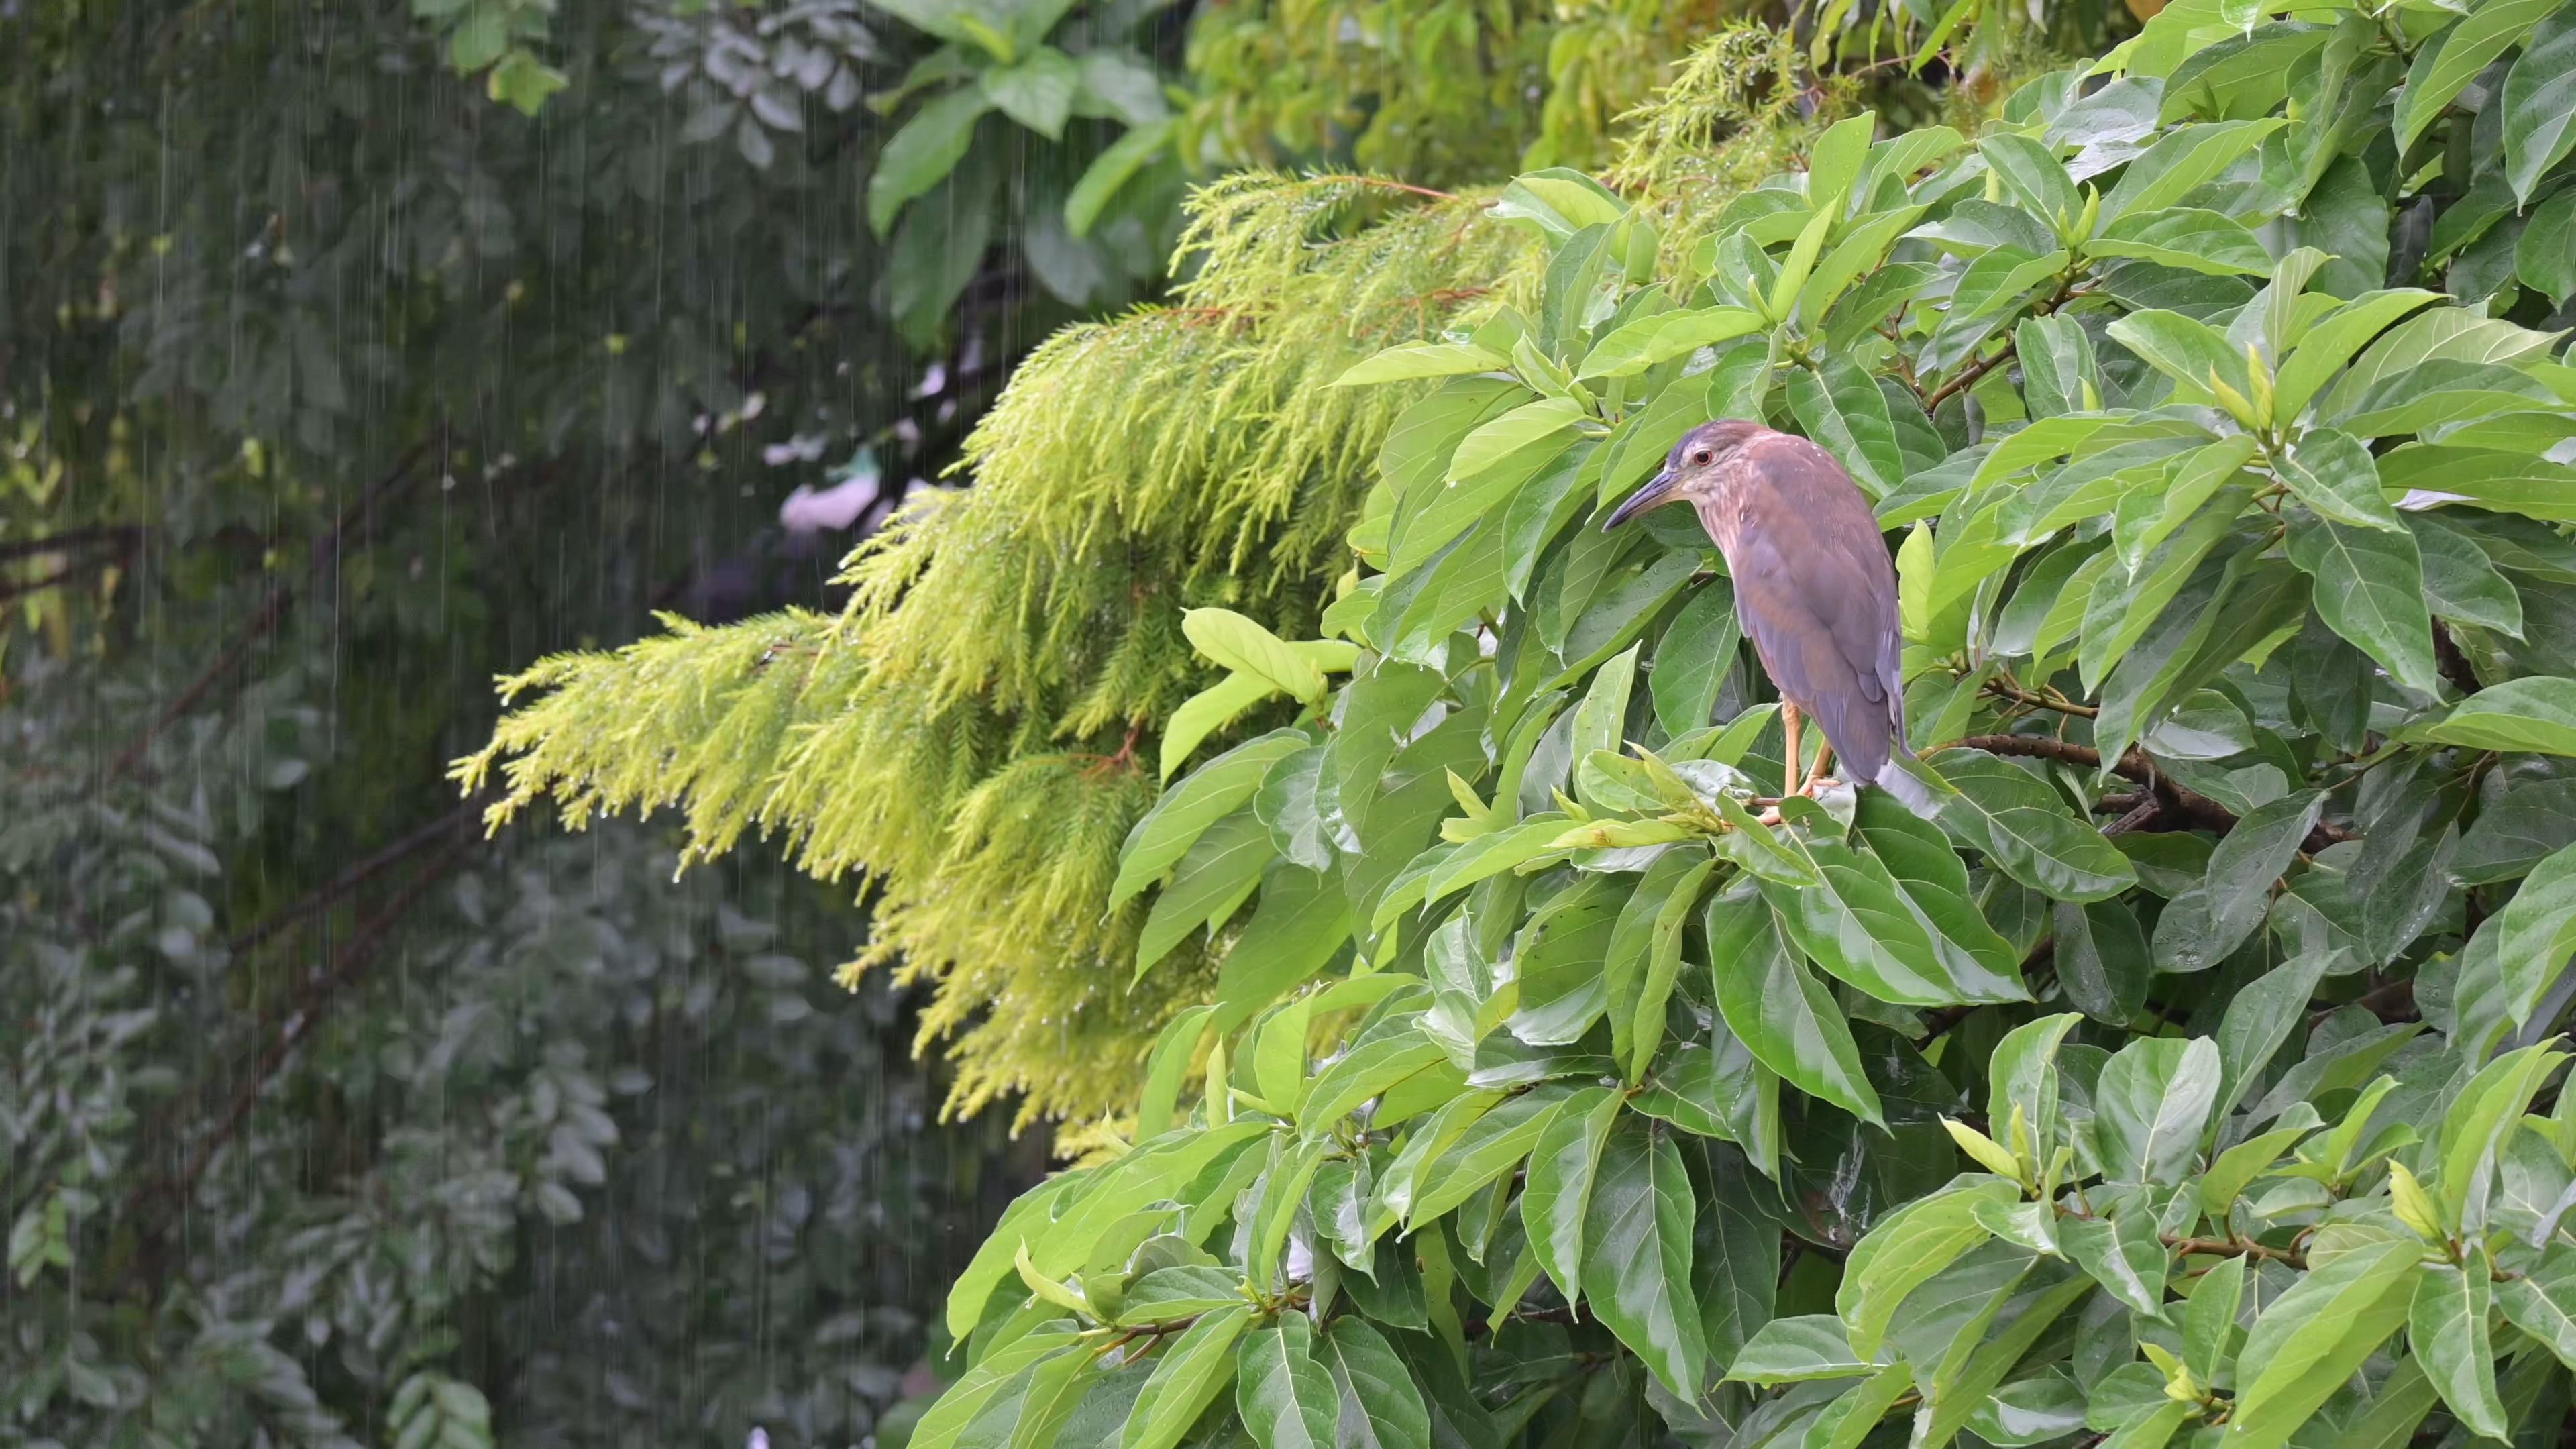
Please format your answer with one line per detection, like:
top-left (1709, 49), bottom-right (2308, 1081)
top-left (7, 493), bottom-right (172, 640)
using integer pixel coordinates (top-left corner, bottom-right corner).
top-left (912, 0), bottom-right (2576, 1442)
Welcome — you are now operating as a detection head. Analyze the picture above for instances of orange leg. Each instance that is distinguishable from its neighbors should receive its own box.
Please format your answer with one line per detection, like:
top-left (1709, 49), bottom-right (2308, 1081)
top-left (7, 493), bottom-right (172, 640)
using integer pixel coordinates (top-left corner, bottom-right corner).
top-left (1808, 741), bottom-right (1837, 794)
top-left (1781, 701), bottom-right (1804, 798)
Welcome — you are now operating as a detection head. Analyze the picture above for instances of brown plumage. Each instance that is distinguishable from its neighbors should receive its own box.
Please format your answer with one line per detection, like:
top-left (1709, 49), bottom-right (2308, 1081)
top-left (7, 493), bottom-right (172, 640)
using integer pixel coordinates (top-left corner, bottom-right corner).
top-left (1603, 419), bottom-right (1932, 814)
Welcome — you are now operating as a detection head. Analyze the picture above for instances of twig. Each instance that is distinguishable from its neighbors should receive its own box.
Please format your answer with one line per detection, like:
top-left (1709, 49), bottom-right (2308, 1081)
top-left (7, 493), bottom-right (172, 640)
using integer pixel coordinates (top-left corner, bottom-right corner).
top-left (1985, 680), bottom-right (2098, 718)
top-left (222, 801), bottom-right (482, 961)
top-left (144, 837), bottom-right (476, 1216)
top-left (0, 524), bottom-right (148, 563)
top-left (1935, 734), bottom-right (2353, 850)
top-left (2162, 1234), bottom-right (2306, 1269)
top-left (104, 439), bottom-right (431, 780)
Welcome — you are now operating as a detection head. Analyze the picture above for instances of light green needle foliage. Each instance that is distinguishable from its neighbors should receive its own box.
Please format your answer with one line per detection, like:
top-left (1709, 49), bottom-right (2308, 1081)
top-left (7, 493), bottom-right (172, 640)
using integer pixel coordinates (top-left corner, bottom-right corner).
top-left (919, 2), bottom-right (2576, 1442)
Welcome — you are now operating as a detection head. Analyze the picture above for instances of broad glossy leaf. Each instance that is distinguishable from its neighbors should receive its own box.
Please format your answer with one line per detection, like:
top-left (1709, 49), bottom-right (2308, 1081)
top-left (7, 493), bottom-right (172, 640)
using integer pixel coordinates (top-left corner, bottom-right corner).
top-left (1312, 1319), bottom-right (1430, 1449)
top-left (1183, 608), bottom-right (1328, 704)
top-left (1333, 343), bottom-right (1512, 388)
top-left (2276, 428), bottom-right (2402, 533)
top-left (2414, 515), bottom-right (2526, 639)
top-left (1116, 731), bottom-right (1311, 906)
top-left (2506, 7), bottom-right (2576, 202)
top-left (1161, 674), bottom-right (1281, 781)
top-left (2100, 118), bottom-right (2285, 221)
top-left (1236, 1314), bottom-right (1339, 1449)
top-left (1120, 1265), bottom-right (1250, 1324)
top-left (1213, 867), bottom-right (1352, 1038)
top-left (2093, 1036), bottom-right (2220, 1185)
top-left (2271, 290), bottom-right (2444, 422)
top-left (2286, 511), bottom-right (2440, 696)
top-left (1788, 354), bottom-right (1902, 500)
top-left (1580, 1120), bottom-right (1709, 1395)
top-left (1650, 582), bottom-right (1740, 737)
top-left (2496, 1246), bottom-right (2576, 1368)
top-left (1760, 841), bottom-right (2015, 1008)
top-left (1122, 1304), bottom-right (1252, 1449)
top-left (1835, 1177), bottom-right (2017, 1358)
top-left (2213, 950), bottom-right (2334, 1125)
top-left (2087, 207), bottom-right (2273, 276)
top-left (1404, 1085), bottom-right (1569, 1226)
top-left (2230, 1240), bottom-right (2421, 1449)
top-left (2183, 1254), bottom-right (2244, 1385)
top-left (2396, 0), bottom-right (2561, 150)
top-left (2504, 845), bottom-right (2576, 1026)
top-left (911, 1332), bottom-right (1085, 1448)
top-left (1576, 306), bottom-right (1763, 379)
top-left (1705, 883), bottom-right (1884, 1124)
top-left (1980, 133), bottom-right (2081, 231)
top-left (2409, 677), bottom-right (2576, 756)
top-left (1520, 1085), bottom-right (1618, 1305)
top-left (2055, 897), bottom-right (2152, 1025)
top-left (2059, 1210), bottom-right (2167, 1318)
top-left (2456, 777), bottom-right (2576, 883)
top-left (1937, 751), bottom-right (2135, 901)
top-left (1725, 1315), bottom-right (1878, 1382)
top-left (867, 88), bottom-right (994, 235)
top-left (1134, 811), bottom-right (1278, 977)
top-left (2408, 1253), bottom-right (2505, 1440)
top-left (2196, 789), bottom-right (2320, 966)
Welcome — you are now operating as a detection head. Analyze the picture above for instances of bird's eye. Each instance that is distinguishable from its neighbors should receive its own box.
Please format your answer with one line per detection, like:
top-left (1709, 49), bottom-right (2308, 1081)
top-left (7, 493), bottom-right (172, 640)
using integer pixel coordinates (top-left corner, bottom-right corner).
top-left (1690, 449), bottom-right (1713, 466)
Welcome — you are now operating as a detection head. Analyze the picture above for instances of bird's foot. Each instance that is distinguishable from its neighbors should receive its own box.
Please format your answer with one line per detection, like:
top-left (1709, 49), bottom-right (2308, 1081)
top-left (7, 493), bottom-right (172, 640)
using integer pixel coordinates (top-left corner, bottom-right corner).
top-left (1799, 776), bottom-right (1845, 798)
top-left (1754, 806), bottom-right (1783, 827)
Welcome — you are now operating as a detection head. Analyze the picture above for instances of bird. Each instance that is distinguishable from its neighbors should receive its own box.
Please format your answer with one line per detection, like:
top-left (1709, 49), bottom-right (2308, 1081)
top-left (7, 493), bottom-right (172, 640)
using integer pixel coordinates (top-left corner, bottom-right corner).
top-left (1603, 419), bottom-right (1935, 816)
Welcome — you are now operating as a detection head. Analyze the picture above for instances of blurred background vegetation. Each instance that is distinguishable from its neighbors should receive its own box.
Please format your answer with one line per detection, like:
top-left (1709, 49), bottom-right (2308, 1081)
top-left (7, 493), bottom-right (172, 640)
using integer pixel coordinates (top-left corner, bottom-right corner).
top-left (1, 0), bottom-right (2125, 1441)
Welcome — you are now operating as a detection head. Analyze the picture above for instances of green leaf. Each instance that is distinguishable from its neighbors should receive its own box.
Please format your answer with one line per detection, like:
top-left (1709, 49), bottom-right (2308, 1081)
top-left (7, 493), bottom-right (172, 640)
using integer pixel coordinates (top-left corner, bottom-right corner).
top-left (2286, 511), bottom-right (2441, 696)
top-left (1404, 1085), bottom-right (1570, 1226)
top-left (1183, 610), bottom-right (1328, 706)
top-left (2410, 677), bottom-right (2576, 756)
top-left (2413, 515), bottom-right (2526, 639)
top-left (2506, 8), bottom-right (2576, 202)
top-left (1836, 1178), bottom-right (2016, 1359)
top-left (2055, 898), bottom-right (2152, 1025)
top-left (2184, 1254), bottom-right (2245, 1385)
top-left (1161, 674), bottom-right (1283, 781)
top-left (2231, 1240), bottom-right (2422, 1449)
top-left (2495, 1248), bottom-right (2576, 1368)
top-left (2059, 1210), bottom-right (2168, 1319)
top-left (1759, 839), bottom-right (2026, 1008)
top-left (1705, 883), bottom-right (1884, 1125)
top-left (2396, 0), bottom-right (2562, 152)
top-left (1576, 306), bottom-right (1763, 379)
top-left (1650, 582), bottom-right (1741, 738)
top-left (1787, 354), bottom-right (1903, 499)
top-left (1300, 1032), bottom-right (1446, 1138)
top-left (1570, 642), bottom-right (1639, 769)
top-left (1123, 1304), bottom-right (1252, 1449)
top-left (1579, 1120), bottom-right (1709, 1396)
top-left (1333, 343), bottom-right (1513, 388)
top-left (2101, 118), bottom-right (2286, 221)
top-left (2271, 290), bottom-right (2445, 422)
top-left (2504, 840), bottom-right (2576, 1020)
top-left (2409, 1252), bottom-right (2506, 1440)
top-left (2105, 309), bottom-right (2242, 400)
top-left (1937, 751), bottom-right (2135, 902)
top-left (981, 46), bottom-right (1078, 137)
top-left (1236, 1314), bottom-right (1339, 1449)
top-left (1116, 732), bottom-right (1310, 906)
top-left (1120, 1265), bottom-right (1251, 1324)
top-left (1980, 133), bottom-right (2081, 232)
top-left (1063, 118), bottom-right (1172, 237)
top-left (868, 87), bottom-right (993, 237)
top-left (2213, 951), bottom-right (2334, 1126)
top-left (2276, 429), bottom-right (2402, 533)
top-left (1311, 1319), bottom-right (1430, 1449)
top-left (2086, 207), bottom-right (2274, 276)
top-left (912, 1332), bottom-right (1085, 1448)
top-left (1520, 1085), bottom-right (1619, 1306)
top-left (1726, 1314), bottom-right (1878, 1382)
top-left (2093, 1036), bottom-right (2220, 1185)
top-left (1807, 111), bottom-right (1878, 212)
top-left (1134, 810), bottom-right (1275, 978)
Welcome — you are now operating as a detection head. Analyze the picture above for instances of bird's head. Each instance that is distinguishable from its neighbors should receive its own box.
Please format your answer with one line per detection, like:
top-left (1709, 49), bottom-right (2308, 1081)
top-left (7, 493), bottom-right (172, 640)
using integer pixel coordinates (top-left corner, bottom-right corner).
top-left (1601, 419), bottom-right (1767, 531)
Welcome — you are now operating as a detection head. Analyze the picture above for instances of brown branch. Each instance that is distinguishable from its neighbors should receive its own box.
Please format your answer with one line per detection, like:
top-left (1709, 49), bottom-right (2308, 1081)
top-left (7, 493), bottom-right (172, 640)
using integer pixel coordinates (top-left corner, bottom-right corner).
top-left (0, 524), bottom-right (148, 563)
top-left (2162, 1234), bottom-right (2306, 1269)
top-left (104, 439), bottom-right (432, 781)
top-left (0, 562), bottom-right (94, 605)
top-left (1937, 734), bottom-right (2354, 851)
top-left (142, 835), bottom-right (476, 1218)
top-left (2433, 621), bottom-right (2483, 698)
top-left (1985, 681), bottom-right (2098, 718)
top-left (222, 801), bottom-right (482, 961)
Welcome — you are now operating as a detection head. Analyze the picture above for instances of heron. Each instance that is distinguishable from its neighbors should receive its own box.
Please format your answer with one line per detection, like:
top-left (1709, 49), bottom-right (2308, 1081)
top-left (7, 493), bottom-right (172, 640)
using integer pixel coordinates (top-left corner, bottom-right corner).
top-left (1603, 419), bottom-right (1935, 815)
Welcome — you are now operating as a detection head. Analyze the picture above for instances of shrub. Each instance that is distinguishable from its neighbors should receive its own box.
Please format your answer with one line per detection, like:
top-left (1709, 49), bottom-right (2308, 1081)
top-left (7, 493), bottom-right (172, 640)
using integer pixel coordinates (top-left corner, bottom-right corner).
top-left (922, 2), bottom-right (2576, 1442)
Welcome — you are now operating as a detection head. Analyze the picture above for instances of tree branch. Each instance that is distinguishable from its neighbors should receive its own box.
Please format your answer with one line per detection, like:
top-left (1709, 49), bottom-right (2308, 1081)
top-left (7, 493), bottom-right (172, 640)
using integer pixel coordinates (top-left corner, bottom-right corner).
top-left (105, 439), bottom-right (432, 781)
top-left (222, 800), bottom-right (482, 961)
top-left (1939, 734), bottom-right (2354, 851)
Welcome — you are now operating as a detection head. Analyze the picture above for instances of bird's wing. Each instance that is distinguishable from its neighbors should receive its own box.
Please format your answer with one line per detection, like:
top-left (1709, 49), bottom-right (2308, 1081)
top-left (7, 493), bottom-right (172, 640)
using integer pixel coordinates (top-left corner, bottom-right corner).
top-left (1726, 438), bottom-right (1909, 780)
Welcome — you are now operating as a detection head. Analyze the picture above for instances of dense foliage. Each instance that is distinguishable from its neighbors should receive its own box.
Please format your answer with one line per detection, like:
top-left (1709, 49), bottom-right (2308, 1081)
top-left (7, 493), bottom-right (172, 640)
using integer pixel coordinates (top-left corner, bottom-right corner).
top-left (902, 0), bottom-right (2576, 1443)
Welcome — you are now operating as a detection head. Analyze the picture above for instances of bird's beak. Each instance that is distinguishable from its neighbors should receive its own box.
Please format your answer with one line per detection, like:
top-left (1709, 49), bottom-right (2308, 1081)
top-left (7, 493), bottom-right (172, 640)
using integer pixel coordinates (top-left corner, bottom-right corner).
top-left (1603, 467), bottom-right (1680, 531)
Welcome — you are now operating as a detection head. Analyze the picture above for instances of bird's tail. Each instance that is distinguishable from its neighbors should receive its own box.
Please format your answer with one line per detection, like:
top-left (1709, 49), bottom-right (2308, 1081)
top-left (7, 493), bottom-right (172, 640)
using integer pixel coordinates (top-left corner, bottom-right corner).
top-left (1869, 739), bottom-right (1947, 820)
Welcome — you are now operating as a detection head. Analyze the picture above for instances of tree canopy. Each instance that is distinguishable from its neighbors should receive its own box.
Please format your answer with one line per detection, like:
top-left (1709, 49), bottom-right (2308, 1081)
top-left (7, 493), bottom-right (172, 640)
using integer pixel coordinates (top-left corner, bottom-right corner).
top-left (476, 0), bottom-right (2576, 1441)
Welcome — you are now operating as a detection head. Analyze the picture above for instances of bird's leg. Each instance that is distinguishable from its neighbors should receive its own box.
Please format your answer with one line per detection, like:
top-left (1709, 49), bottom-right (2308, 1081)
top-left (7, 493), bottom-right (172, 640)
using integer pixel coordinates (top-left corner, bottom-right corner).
top-left (1804, 743), bottom-right (1839, 796)
top-left (1780, 701), bottom-right (1805, 799)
